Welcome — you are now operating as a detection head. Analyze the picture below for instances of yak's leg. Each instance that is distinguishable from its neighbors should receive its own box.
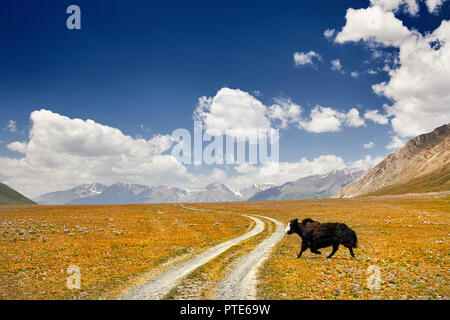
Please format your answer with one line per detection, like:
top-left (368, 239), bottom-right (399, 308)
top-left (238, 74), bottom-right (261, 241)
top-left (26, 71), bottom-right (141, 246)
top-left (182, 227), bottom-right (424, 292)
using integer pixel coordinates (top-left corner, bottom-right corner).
top-left (347, 246), bottom-right (356, 258)
top-left (327, 243), bottom-right (339, 258)
top-left (296, 241), bottom-right (308, 258)
top-left (310, 244), bottom-right (322, 255)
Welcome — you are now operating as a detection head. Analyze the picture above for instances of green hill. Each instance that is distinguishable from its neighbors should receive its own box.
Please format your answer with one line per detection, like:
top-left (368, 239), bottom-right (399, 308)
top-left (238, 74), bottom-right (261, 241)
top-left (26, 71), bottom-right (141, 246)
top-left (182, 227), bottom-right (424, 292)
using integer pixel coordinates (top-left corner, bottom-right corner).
top-left (0, 183), bottom-right (36, 205)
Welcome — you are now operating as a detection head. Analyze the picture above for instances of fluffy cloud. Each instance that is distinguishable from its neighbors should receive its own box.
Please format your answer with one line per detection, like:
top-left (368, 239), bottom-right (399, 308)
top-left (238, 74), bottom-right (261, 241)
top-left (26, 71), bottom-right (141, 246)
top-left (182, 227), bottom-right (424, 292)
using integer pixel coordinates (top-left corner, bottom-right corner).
top-left (350, 154), bottom-right (384, 168)
top-left (336, 3), bottom-right (450, 138)
top-left (228, 155), bottom-right (347, 188)
top-left (194, 88), bottom-right (364, 136)
top-left (224, 153), bottom-right (383, 190)
top-left (324, 28), bottom-right (336, 39)
top-left (350, 71), bottom-right (360, 78)
top-left (425, 0), bottom-right (448, 13)
top-left (331, 59), bottom-right (343, 71)
top-left (335, 6), bottom-right (412, 46)
top-left (386, 135), bottom-right (406, 149)
top-left (345, 108), bottom-right (366, 127)
top-left (293, 51), bottom-right (322, 67)
top-left (300, 106), bottom-right (365, 133)
top-left (6, 120), bottom-right (17, 132)
top-left (194, 88), bottom-right (273, 139)
top-left (0, 108), bottom-right (383, 198)
top-left (300, 106), bottom-right (342, 133)
top-left (374, 21), bottom-right (450, 137)
top-left (267, 98), bottom-right (302, 129)
top-left (370, 0), bottom-right (419, 15)
top-left (363, 141), bottom-right (375, 149)
top-left (0, 110), bottom-right (194, 198)
top-left (364, 109), bottom-right (389, 124)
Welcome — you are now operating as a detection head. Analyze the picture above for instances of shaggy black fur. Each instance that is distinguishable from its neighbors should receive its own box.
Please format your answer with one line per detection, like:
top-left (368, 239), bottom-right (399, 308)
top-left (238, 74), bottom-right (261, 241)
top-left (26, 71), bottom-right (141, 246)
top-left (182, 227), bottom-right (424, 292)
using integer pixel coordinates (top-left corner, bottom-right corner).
top-left (286, 218), bottom-right (358, 259)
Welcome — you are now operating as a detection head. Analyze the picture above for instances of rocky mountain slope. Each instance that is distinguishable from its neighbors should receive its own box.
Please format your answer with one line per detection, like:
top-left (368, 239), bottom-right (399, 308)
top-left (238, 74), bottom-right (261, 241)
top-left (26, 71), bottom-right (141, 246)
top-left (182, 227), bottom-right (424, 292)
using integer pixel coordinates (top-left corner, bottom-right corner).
top-left (335, 124), bottom-right (450, 198)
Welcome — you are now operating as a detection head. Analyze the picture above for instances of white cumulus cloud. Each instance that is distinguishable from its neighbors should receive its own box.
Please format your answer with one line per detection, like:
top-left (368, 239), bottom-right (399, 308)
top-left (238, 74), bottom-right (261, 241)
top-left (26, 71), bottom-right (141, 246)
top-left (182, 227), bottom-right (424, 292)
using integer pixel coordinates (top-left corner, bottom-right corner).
top-left (336, 3), bottom-right (450, 138)
top-left (300, 106), bottom-right (365, 133)
top-left (293, 51), bottom-right (322, 67)
top-left (0, 110), bottom-right (193, 198)
top-left (194, 88), bottom-right (274, 140)
top-left (350, 154), bottom-right (384, 169)
top-left (267, 98), bottom-right (302, 129)
top-left (335, 6), bottom-right (412, 47)
top-left (331, 59), bottom-right (343, 71)
top-left (364, 109), bottom-right (389, 125)
top-left (370, 0), bottom-right (419, 15)
top-left (425, 0), bottom-right (448, 13)
top-left (386, 135), bottom-right (406, 149)
top-left (6, 120), bottom-right (17, 132)
top-left (194, 88), bottom-right (364, 136)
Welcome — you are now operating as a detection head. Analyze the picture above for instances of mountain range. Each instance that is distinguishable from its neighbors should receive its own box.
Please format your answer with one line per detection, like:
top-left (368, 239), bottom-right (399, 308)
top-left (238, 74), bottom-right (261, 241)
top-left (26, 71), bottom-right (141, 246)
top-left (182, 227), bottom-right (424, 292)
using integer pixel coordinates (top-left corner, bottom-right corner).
top-left (35, 182), bottom-right (274, 205)
top-left (249, 168), bottom-right (365, 201)
top-left (335, 124), bottom-right (450, 198)
top-left (11, 124), bottom-right (450, 205)
top-left (34, 169), bottom-right (365, 205)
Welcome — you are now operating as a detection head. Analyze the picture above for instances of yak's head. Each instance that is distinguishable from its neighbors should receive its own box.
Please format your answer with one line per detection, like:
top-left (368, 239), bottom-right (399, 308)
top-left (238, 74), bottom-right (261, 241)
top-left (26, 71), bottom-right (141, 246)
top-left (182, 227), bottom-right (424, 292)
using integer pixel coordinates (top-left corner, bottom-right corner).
top-left (285, 218), bottom-right (299, 235)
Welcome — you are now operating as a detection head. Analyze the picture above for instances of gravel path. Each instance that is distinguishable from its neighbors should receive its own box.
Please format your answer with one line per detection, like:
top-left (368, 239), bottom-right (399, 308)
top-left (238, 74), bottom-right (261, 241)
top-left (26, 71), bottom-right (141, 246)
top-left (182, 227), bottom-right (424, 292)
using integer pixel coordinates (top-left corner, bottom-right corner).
top-left (215, 216), bottom-right (285, 300)
top-left (119, 215), bottom-right (265, 300)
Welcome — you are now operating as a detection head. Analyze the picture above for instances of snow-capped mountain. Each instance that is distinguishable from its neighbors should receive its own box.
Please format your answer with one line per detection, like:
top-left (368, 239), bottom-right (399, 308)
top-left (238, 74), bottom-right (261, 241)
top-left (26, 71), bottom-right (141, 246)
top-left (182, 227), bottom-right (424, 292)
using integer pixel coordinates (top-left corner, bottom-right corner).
top-left (36, 182), bottom-right (242, 205)
top-left (35, 168), bottom-right (367, 205)
top-left (249, 168), bottom-right (366, 201)
top-left (183, 182), bottom-right (241, 203)
top-left (71, 183), bottom-right (149, 204)
top-left (238, 183), bottom-right (277, 199)
top-left (34, 183), bottom-right (108, 205)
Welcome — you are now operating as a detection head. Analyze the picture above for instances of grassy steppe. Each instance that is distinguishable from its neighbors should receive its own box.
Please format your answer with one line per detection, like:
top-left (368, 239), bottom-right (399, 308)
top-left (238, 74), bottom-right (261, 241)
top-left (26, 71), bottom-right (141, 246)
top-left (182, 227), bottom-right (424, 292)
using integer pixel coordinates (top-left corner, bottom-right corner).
top-left (196, 194), bottom-right (449, 300)
top-left (0, 194), bottom-right (448, 300)
top-left (0, 204), bottom-right (249, 299)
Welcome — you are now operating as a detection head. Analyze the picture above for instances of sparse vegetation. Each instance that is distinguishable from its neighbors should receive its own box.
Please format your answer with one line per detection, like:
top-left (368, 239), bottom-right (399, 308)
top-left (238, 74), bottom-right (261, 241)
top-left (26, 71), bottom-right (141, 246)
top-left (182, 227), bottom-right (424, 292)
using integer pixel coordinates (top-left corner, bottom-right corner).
top-left (0, 193), bottom-right (448, 300)
top-left (164, 217), bottom-right (275, 300)
top-left (196, 194), bottom-right (449, 300)
top-left (0, 204), bottom-right (249, 299)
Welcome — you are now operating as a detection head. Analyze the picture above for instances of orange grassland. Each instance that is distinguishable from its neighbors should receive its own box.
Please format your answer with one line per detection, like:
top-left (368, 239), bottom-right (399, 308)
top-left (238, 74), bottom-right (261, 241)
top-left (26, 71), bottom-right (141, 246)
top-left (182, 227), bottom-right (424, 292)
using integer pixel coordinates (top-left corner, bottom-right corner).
top-left (0, 204), bottom-right (250, 299)
top-left (195, 193), bottom-right (449, 300)
top-left (0, 193), bottom-right (448, 300)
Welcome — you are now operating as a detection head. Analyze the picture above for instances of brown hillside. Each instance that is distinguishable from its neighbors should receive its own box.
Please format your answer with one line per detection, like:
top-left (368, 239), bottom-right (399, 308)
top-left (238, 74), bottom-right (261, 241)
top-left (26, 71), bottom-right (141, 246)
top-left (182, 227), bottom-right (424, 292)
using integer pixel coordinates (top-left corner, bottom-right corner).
top-left (334, 124), bottom-right (450, 198)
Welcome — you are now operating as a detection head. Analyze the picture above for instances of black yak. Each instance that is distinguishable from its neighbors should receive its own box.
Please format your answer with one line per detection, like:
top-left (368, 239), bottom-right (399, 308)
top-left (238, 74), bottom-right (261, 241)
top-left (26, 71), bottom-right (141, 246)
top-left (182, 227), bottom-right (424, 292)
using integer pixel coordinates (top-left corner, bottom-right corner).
top-left (285, 218), bottom-right (357, 259)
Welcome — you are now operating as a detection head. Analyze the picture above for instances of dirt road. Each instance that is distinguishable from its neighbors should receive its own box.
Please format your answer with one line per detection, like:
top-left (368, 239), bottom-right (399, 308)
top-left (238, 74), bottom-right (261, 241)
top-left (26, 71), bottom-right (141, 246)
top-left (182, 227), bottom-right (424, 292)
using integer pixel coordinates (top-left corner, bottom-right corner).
top-left (214, 216), bottom-right (285, 299)
top-left (119, 215), bottom-right (266, 300)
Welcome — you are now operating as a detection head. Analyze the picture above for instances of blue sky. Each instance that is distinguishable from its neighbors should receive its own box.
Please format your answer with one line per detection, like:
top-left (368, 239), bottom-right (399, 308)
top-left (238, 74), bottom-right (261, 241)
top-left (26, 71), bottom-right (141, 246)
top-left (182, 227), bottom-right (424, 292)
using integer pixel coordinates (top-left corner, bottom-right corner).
top-left (1, 0), bottom-right (449, 197)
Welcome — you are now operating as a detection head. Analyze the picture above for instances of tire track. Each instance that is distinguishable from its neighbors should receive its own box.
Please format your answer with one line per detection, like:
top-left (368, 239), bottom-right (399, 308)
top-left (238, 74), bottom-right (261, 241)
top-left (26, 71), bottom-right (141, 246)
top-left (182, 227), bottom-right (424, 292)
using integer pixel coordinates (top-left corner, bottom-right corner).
top-left (119, 215), bottom-right (265, 300)
top-left (215, 216), bottom-right (285, 300)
